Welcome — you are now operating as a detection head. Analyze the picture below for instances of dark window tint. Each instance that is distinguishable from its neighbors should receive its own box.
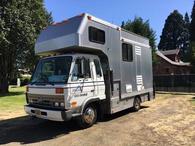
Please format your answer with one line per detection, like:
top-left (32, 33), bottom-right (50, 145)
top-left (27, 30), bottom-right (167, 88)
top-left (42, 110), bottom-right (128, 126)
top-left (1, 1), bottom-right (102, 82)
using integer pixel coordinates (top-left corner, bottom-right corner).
top-left (75, 59), bottom-right (82, 77)
top-left (94, 59), bottom-right (102, 77)
top-left (122, 43), bottom-right (133, 62)
top-left (83, 59), bottom-right (91, 78)
top-left (89, 27), bottom-right (105, 44)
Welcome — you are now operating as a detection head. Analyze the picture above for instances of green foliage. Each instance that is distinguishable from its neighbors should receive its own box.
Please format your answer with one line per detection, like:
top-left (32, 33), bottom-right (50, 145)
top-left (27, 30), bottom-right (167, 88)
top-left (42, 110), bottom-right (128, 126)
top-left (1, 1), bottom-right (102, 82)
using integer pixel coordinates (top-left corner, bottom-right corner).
top-left (190, 42), bottom-right (195, 73)
top-left (20, 76), bottom-right (31, 86)
top-left (183, 12), bottom-right (191, 62)
top-left (121, 17), bottom-right (157, 64)
top-left (158, 10), bottom-right (190, 61)
top-left (190, 1), bottom-right (195, 42)
top-left (189, 1), bottom-right (195, 71)
top-left (0, 0), bottom-right (53, 93)
top-left (185, 12), bottom-right (190, 28)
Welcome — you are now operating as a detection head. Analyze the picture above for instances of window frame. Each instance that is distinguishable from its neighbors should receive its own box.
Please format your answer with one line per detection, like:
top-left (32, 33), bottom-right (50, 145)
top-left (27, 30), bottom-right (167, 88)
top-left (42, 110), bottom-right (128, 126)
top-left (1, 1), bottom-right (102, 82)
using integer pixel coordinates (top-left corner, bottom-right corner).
top-left (88, 26), bottom-right (105, 44)
top-left (122, 43), bottom-right (133, 62)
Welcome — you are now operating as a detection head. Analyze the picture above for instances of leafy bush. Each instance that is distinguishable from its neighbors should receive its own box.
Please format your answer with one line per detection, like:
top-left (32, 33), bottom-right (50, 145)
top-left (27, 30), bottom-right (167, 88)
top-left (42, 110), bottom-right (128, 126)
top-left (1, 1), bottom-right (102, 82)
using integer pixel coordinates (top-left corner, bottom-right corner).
top-left (20, 76), bottom-right (31, 86)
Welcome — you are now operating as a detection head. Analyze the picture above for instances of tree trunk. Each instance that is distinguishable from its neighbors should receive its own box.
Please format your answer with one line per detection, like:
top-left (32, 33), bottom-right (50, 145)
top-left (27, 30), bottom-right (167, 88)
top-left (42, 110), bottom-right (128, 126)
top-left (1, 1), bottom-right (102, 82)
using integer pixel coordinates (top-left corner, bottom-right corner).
top-left (0, 44), bottom-right (9, 94)
top-left (0, 56), bottom-right (9, 94)
top-left (0, 78), bottom-right (9, 94)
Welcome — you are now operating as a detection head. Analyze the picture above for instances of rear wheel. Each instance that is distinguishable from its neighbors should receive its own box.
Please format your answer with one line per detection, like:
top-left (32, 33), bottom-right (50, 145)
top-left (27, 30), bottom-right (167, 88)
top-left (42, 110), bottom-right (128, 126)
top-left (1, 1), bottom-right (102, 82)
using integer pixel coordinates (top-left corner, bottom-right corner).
top-left (133, 97), bottom-right (141, 111)
top-left (77, 104), bottom-right (97, 128)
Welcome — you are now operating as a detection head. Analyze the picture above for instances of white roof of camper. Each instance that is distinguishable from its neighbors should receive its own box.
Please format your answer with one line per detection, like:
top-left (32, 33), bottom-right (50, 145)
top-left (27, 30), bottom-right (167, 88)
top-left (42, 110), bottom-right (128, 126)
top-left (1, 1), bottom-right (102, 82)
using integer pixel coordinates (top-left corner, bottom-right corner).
top-left (35, 13), bottom-right (149, 55)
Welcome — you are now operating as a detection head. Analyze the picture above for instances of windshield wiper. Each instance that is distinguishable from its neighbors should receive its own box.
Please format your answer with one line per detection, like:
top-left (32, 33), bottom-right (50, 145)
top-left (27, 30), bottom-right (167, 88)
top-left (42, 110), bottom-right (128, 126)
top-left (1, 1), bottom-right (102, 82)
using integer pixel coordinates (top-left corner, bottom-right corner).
top-left (46, 82), bottom-right (54, 86)
top-left (30, 74), bottom-right (53, 85)
top-left (30, 81), bottom-right (54, 86)
top-left (30, 81), bottom-right (38, 85)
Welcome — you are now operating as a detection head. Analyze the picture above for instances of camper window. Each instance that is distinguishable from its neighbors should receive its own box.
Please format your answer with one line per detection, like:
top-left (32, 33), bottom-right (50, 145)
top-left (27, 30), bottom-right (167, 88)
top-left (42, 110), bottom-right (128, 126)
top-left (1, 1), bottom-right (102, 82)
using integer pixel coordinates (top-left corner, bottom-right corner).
top-left (122, 43), bottom-right (133, 62)
top-left (89, 26), bottom-right (105, 44)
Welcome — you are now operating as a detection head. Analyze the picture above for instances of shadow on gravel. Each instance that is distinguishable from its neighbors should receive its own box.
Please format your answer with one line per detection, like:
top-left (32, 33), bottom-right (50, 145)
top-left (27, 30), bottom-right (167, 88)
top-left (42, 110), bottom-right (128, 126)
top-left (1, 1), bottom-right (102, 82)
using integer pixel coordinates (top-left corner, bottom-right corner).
top-left (187, 97), bottom-right (195, 101)
top-left (0, 116), bottom-right (81, 145)
top-left (188, 97), bottom-right (195, 108)
top-left (0, 106), bottom-right (149, 145)
top-left (103, 106), bottom-right (149, 122)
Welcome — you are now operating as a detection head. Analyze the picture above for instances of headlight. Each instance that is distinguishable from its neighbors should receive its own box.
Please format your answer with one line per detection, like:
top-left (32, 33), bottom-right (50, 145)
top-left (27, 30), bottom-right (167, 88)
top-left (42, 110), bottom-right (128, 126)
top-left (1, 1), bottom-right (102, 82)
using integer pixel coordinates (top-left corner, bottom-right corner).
top-left (60, 102), bottom-right (65, 107)
top-left (54, 102), bottom-right (59, 107)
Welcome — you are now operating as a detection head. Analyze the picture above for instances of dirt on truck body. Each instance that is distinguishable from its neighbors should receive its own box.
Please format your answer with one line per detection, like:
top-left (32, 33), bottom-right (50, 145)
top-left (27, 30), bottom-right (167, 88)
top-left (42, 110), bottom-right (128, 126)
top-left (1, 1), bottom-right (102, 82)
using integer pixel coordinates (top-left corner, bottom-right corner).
top-left (0, 93), bottom-right (195, 146)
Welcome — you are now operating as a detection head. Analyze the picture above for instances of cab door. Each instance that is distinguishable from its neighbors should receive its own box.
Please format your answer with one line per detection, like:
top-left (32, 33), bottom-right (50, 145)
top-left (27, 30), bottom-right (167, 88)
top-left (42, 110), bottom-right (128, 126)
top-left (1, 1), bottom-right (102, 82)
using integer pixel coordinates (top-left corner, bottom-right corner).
top-left (69, 57), bottom-right (95, 106)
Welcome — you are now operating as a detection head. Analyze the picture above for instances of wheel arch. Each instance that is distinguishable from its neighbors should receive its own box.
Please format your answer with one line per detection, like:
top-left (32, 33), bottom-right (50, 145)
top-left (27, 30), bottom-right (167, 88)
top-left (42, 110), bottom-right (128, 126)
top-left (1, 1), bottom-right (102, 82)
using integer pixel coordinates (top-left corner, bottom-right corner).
top-left (135, 95), bottom-right (141, 102)
top-left (81, 98), bottom-right (101, 114)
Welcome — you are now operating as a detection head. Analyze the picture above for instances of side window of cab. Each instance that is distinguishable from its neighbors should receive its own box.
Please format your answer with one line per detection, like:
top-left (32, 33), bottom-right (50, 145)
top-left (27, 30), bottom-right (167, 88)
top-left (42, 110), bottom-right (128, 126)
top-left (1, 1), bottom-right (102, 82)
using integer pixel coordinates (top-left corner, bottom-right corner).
top-left (94, 59), bottom-right (102, 78)
top-left (72, 58), bottom-right (91, 81)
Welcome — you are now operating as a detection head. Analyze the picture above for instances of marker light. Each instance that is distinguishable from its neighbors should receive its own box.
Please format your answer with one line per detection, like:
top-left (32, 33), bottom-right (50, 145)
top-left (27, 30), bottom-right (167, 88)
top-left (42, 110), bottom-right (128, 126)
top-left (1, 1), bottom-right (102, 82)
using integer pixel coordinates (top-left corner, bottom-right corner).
top-left (71, 101), bottom-right (77, 107)
top-left (55, 88), bottom-right (64, 94)
top-left (87, 16), bottom-right (92, 20)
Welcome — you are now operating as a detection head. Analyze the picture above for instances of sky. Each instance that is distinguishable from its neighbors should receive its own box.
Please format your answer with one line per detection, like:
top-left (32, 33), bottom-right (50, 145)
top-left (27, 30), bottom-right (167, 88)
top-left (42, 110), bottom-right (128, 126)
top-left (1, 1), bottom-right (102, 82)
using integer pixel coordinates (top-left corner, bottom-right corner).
top-left (45, 0), bottom-right (194, 44)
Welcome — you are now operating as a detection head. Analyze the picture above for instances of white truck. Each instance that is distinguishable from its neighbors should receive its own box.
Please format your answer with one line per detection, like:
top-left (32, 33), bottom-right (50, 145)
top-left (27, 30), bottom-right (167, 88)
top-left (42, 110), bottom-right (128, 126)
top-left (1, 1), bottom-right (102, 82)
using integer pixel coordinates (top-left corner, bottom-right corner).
top-left (24, 13), bottom-right (154, 128)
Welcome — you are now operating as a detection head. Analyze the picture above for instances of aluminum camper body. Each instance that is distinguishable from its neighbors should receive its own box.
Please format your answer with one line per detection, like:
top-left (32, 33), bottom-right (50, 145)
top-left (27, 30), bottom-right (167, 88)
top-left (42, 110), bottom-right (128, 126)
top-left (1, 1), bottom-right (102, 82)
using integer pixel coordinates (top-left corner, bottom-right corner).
top-left (24, 13), bottom-right (154, 127)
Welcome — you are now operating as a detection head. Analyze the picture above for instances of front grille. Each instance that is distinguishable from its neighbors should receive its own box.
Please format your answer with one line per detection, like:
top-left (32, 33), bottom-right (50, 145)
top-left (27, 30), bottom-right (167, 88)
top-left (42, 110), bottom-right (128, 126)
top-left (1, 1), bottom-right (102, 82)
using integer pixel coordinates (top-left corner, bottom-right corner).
top-left (27, 93), bottom-right (64, 109)
top-left (31, 99), bottom-right (53, 107)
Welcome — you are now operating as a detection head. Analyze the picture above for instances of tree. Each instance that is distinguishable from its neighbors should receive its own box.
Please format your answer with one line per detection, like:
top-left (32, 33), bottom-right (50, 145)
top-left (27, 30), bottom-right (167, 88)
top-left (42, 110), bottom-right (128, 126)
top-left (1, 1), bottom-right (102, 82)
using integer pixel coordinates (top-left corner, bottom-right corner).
top-left (121, 17), bottom-right (157, 64)
top-left (190, 1), bottom-right (195, 42)
top-left (185, 12), bottom-right (190, 28)
top-left (158, 10), bottom-right (190, 61)
top-left (190, 1), bottom-right (195, 72)
top-left (0, 0), bottom-right (53, 93)
top-left (121, 21), bottom-right (125, 28)
top-left (191, 42), bottom-right (195, 73)
top-left (183, 13), bottom-right (191, 61)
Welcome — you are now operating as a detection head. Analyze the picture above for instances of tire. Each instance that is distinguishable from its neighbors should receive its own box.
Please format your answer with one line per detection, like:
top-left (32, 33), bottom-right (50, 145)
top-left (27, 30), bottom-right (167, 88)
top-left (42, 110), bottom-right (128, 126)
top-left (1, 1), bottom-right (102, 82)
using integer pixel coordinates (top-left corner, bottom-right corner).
top-left (77, 104), bottom-right (97, 128)
top-left (133, 97), bottom-right (141, 112)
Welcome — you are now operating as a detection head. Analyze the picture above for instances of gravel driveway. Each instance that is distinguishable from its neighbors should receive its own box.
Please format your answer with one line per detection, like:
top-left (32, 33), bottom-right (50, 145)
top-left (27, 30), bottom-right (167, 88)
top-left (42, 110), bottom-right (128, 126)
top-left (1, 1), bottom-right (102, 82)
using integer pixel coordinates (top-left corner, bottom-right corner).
top-left (0, 93), bottom-right (195, 146)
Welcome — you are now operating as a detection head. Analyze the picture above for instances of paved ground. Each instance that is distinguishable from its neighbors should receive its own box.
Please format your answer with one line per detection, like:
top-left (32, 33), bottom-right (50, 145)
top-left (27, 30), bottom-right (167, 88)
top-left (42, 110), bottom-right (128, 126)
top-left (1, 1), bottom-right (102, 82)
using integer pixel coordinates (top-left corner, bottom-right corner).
top-left (0, 93), bottom-right (195, 146)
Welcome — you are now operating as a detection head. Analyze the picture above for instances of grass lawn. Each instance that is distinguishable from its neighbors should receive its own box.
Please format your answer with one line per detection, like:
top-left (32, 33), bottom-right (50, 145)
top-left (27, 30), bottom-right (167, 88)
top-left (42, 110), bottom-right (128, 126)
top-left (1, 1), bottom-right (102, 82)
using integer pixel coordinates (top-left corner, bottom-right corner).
top-left (191, 99), bottom-right (195, 106)
top-left (0, 86), bottom-right (26, 112)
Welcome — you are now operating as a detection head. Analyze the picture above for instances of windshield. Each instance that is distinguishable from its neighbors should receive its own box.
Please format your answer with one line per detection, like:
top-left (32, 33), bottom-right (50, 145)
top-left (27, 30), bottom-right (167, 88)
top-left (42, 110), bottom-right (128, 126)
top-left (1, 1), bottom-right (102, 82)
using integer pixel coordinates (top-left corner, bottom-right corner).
top-left (31, 56), bottom-right (72, 84)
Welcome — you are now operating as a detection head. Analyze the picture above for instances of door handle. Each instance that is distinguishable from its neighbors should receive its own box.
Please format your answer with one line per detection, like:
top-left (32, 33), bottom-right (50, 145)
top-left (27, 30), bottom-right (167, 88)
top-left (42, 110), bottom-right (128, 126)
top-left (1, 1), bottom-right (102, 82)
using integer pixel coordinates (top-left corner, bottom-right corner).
top-left (91, 89), bottom-right (94, 92)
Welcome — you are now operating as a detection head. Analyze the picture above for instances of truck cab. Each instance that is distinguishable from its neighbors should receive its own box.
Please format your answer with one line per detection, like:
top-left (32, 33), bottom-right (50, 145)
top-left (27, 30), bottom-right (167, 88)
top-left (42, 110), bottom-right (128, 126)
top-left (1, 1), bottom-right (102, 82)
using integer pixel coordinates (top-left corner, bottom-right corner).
top-left (25, 54), bottom-right (106, 127)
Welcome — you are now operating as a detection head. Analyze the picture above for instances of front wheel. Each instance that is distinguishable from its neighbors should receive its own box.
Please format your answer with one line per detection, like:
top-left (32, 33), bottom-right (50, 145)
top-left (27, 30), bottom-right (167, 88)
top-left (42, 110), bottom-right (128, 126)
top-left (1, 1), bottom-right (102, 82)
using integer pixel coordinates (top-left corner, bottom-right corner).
top-left (133, 97), bottom-right (141, 111)
top-left (77, 105), bottom-right (97, 128)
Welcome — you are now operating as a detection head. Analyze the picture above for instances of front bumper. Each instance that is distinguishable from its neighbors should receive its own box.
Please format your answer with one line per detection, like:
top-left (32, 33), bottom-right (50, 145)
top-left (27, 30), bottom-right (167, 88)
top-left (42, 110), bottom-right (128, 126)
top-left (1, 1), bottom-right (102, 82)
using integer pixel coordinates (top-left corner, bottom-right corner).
top-left (24, 105), bottom-right (72, 121)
